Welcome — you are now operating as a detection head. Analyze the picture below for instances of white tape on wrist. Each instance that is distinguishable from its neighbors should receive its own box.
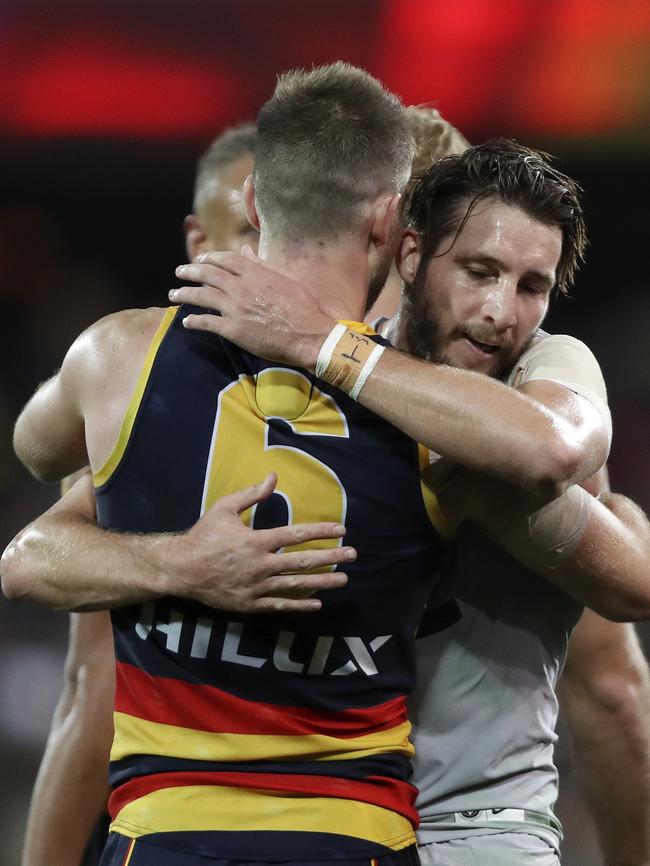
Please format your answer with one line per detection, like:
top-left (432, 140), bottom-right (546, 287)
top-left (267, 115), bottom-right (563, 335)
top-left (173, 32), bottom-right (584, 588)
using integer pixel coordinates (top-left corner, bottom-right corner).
top-left (315, 323), bottom-right (385, 400)
top-left (315, 323), bottom-right (347, 379)
top-left (349, 344), bottom-right (385, 400)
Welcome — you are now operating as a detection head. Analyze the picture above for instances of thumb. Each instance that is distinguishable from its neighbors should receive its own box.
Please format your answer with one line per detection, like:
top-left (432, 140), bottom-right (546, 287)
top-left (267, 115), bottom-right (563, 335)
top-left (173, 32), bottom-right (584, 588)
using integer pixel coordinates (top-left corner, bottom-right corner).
top-left (241, 244), bottom-right (261, 262)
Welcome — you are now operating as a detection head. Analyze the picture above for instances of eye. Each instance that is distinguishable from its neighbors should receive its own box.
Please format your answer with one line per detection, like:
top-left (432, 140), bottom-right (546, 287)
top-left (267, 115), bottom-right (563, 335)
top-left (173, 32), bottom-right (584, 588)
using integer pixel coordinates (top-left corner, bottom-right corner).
top-left (520, 282), bottom-right (549, 296)
top-left (466, 266), bottom-right (489, 279)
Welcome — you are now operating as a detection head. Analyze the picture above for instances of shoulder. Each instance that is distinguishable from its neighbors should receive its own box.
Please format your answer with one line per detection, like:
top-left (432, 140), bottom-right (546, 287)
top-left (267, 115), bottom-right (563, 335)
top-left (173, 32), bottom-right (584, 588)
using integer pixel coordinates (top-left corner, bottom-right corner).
top-left (507, 330), bottom-right (606, 391)
top-left (60, 307), bottom-right (175, 416)
top-left (63, 307), bottom-right (172, 380)
top-left (508, 330), bottom-right (612, 444)
top-left (70, 307), bottom-right (170, 359)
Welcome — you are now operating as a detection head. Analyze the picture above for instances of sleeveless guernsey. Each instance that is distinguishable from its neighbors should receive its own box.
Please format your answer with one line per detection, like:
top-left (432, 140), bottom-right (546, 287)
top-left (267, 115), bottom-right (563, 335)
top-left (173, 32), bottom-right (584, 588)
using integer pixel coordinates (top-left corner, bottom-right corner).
top-left (95, 306), bottom-right (450, 861)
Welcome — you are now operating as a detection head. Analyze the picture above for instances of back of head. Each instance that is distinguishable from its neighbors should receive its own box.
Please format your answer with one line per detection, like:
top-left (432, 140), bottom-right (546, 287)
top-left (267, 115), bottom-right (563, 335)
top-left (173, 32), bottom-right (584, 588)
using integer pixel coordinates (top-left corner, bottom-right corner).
top-left (405, 139), bottom-right (587, 294)
top-left (254, 62), bottom-right (414, 244)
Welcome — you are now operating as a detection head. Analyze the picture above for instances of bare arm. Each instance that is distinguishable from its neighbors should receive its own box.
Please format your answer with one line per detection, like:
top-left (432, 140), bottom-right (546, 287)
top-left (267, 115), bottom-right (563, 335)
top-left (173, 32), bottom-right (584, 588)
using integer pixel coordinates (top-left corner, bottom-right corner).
top-left (21, 611), bottom-right (114, 866)
top-left (1, 473), bottom-right (353, 613)
top-left (171, 253), bottom-right (608, 498)
top-left (549, 491), bottom-right (650, 622)
top-left (560, 610), bottom-right (650, 866)
top-left (14, 353), bottom-right (88, 483)
top-left (434, 465), bottom-right (650, 621)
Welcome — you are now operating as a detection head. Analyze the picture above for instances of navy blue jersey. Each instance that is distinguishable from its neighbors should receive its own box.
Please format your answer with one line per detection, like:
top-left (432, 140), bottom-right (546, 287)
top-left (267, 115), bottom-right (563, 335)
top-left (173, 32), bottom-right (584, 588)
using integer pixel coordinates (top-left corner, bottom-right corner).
top-left (95, 306), bottom-right (449, 860)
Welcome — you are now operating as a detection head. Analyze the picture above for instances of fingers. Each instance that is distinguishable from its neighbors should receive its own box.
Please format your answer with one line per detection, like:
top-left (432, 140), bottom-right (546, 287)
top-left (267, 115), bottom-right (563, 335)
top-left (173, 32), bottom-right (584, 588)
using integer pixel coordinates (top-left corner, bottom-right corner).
top-left (212, 474), bottom-right (278, 517)
top-left (195, 251), bottom-right (245, 275)
top-left (253, 596), bottom-right (323, 613)
top-left (276, 545), bottom-right (356, 572)
top-left (181, 313), bottom-right (228, 336)
top-left (260, 571), bottom-right (348, 599)
top-left (169, 284), bottom-right (230, 311)
top-left (260, 522), bottom-right (347, 550)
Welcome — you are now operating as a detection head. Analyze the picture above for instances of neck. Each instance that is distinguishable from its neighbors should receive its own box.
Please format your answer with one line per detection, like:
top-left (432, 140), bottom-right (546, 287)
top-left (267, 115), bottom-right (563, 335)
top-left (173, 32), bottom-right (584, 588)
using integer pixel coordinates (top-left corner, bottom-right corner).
top-left (259, 234), bottom-right (369, 322)
top-left (388, 304), bottom-right (409, 351)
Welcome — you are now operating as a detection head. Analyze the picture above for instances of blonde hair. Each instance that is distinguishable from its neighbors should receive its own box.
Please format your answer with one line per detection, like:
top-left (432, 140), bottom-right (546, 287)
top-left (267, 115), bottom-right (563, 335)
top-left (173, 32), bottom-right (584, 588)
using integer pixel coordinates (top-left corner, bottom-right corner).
top-left (406, 106), bottom-right (470, 180)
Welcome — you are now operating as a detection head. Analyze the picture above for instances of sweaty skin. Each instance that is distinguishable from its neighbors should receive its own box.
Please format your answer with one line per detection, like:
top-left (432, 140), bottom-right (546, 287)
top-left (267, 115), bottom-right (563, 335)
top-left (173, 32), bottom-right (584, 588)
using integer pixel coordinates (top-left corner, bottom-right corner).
top-left (171, 202), bottom-right (608, 502)
top-left (166, 200), bottom-right (650, 620)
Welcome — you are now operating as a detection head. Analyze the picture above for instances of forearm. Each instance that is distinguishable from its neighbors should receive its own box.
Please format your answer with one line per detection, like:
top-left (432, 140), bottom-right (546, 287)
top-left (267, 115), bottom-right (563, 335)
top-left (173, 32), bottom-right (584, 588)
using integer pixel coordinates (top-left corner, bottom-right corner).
top-left (457, 476), bottom-right (650, 620)
top-left (22, 614), bottom-right (114, 866)
top-left (556, 493), bottom-right (650, 621)
top-left (561, 619), bottom-right (650, 865)
top-left (351, 348), bottom-right (584, 497)
top-left (22, 702), bottom-right (110, 866)
top-left (1, 510), bottom-right (172, 611)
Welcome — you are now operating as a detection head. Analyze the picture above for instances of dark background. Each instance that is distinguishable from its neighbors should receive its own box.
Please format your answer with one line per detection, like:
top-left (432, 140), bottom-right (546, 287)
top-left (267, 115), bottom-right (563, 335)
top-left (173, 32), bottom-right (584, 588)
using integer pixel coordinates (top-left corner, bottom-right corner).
top-left (1, 2), bottom-right (649, 864)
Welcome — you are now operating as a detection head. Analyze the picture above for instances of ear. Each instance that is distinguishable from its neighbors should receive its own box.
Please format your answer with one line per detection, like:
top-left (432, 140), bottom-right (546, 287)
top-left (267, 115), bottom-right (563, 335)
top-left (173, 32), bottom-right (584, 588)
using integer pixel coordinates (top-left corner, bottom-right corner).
top-left (396, 228), bottom-right (423, 283)
top-left (242, 175), bottom-right (260, 231)
top-left (184, 215), bottom-right (208, 261)
top-left (368, 192), bottom-right (402, 250)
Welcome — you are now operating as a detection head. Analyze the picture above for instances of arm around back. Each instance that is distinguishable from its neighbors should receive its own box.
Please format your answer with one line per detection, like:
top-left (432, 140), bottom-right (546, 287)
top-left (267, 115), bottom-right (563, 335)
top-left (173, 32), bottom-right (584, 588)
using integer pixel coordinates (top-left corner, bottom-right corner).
top-left (560, 610), bottom-right (650, 866)
top-left (21, 611), bottom-right (114, 866)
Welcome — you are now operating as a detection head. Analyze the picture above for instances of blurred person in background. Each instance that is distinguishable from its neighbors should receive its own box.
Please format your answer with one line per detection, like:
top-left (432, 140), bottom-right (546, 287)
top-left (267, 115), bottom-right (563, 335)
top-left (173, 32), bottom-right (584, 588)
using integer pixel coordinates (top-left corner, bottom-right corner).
top-left (171, 135), bottom-right (650, 866)
top-left (18, 123), bottom-right (259, 866)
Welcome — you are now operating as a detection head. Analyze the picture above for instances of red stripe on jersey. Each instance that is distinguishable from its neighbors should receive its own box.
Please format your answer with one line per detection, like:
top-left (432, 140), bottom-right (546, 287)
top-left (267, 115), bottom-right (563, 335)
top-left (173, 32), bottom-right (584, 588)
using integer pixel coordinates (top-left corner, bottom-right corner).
top-left (115, 661), bottom-right (408, 737)
top-left (109, 770), bottom-right (419, 827)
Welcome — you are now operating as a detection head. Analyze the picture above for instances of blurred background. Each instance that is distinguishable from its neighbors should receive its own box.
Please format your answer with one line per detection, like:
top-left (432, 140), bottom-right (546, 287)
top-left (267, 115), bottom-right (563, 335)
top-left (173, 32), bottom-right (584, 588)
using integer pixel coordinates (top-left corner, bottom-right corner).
top-left (0, 1), bottom-right (648, 864)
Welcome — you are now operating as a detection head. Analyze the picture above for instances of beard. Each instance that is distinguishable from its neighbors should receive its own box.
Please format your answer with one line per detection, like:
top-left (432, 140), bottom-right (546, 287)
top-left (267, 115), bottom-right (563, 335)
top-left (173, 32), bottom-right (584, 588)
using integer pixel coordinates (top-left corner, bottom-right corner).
top-left (402, 263), bottom-right (533, 379)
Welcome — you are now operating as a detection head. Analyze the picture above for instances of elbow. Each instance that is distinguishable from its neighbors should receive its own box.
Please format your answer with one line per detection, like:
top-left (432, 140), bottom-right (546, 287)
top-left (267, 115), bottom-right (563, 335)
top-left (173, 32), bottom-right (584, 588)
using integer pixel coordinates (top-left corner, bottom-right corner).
top-left (0, 527), bottom-right (61, 607)
top-left (528, 440), bottom-right (582, 499)
top-left (0, 535), bottom-right (34, 602)
top-left (14, 440), bottom-right (61, 484)
top-left (13, 419), bottom-right (66, 484)
top-left (593, 591), bottom-right (650, 624)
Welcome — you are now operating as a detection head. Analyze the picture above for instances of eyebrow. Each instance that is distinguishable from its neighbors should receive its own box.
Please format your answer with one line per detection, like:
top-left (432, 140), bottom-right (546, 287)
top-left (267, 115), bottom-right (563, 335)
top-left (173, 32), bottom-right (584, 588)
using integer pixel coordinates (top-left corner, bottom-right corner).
top-left (459, 254), bottom-right (555, 291)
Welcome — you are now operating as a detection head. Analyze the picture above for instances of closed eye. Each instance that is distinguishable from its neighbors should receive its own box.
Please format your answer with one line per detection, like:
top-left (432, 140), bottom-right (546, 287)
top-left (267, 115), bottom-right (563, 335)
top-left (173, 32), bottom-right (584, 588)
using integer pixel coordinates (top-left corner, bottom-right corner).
top-left (520, 281), bottom-right (550, 295)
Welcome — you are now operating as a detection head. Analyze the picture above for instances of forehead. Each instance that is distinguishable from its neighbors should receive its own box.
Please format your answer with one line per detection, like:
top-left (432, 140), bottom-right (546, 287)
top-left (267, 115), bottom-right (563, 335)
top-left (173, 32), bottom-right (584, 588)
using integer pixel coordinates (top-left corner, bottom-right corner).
top-left (219, 151), bottom-right (254, 193)
top-left (440, 198), bottom-right (563, 273)
top-left (200, 152), bottom-right (254, 213)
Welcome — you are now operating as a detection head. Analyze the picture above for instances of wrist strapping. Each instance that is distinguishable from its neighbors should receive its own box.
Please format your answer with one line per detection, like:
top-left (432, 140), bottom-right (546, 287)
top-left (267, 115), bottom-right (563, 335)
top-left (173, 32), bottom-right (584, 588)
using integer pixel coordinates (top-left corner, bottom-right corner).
top-left (315, 322), bottom-right (385, 400)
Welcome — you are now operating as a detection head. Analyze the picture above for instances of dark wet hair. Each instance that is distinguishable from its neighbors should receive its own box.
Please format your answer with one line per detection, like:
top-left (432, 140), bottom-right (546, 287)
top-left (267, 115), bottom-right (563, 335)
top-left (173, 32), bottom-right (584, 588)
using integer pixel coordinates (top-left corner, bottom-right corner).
top-left (406, 139), bottom-right (587, 293)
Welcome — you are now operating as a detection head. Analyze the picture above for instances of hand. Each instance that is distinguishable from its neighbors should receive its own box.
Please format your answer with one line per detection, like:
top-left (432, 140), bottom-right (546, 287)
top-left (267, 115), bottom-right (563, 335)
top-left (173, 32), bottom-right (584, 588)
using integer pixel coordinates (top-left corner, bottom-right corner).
top-left (169, 248), bottom-right (334, 369)
top-left (160, 473), bottom-right (353, 613)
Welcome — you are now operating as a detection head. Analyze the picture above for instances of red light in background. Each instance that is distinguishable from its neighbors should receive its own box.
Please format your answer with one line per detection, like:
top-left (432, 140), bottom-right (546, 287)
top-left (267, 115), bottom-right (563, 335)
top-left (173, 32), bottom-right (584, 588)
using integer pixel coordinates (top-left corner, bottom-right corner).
top-left (376, 0), bottom-right (538, 128)
top-left (0, 23), bottom-right (248, 137)
top-left (508, 0), bottom-right (650, 134)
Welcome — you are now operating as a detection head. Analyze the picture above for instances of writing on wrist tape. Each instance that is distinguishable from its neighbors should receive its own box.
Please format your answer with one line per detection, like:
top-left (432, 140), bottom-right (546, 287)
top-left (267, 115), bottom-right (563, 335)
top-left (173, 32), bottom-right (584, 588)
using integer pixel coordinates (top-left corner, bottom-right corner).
top-left (315, 322), bottom-right (385, 400)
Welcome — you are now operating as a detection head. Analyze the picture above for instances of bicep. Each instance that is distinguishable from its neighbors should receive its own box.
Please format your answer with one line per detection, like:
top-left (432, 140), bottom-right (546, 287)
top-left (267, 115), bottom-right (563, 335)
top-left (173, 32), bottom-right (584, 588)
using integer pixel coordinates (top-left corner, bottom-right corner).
top-left (14, 359), bottom-right (88, 482)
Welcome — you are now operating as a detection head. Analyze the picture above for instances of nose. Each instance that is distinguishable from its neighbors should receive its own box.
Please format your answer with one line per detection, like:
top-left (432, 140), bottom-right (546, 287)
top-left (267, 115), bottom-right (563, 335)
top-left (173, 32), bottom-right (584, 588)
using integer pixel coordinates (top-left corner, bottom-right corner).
top-left (480, 280), bottom-right (517, 333)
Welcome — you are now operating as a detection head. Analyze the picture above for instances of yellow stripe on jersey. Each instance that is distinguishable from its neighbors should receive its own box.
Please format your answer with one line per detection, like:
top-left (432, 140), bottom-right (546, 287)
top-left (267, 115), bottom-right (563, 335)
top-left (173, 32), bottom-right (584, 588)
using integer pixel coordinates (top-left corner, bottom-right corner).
top-left (110, 784), bottom-right (416, 851)
top-left (93, 307), bottom-right (178, 487)
top-left (111, 712), bottom-right (414, 764)
top-left (418, 444), bottom-right (454, 540)
top-left (122, 838), bottom-right (136, 866)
